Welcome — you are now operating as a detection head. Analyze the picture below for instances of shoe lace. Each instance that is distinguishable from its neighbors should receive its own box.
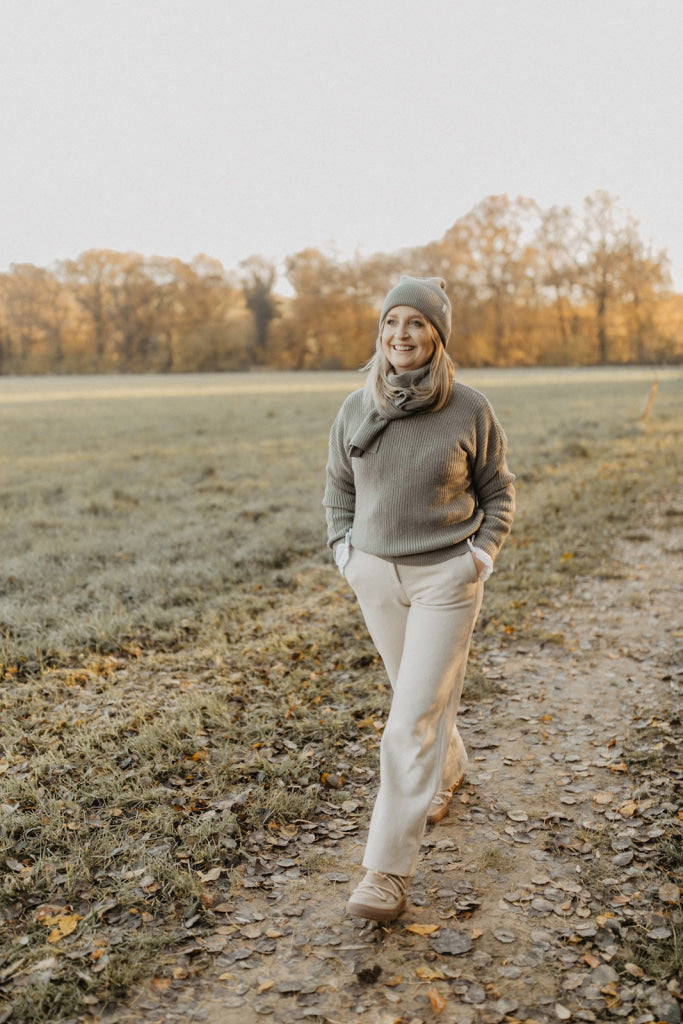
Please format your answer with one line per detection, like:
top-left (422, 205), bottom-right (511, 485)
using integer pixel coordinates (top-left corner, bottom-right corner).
top-left (359, 872), bottom-right (406, 902)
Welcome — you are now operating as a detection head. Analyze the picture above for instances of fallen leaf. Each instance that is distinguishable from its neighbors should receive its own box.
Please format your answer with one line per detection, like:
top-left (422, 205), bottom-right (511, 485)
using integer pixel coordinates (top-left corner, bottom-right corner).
top-left (593, 791), bottom-right (613, 805)
top-left (430, 929), bottom-right (473, 955)
top-left (91, 952), bottom-right (110, 974)
top-left (0, 960), bottom-right (26, 982)
top-left (405, 923), bottom-right (440, 935)
top-left (36, 904), bottom-right (68, 924)
top-left (27, 957), bottom-right (57, 974)
top-left (658, 882), bottom-right (680, 904)
top-left (427, 987), bottom-right (447, 1013)
top-left (416, 966), bottom-right (445, 980)
top-left (276, 980), bottom-right (303, 994)
top-left (47, 914), bottom-right (81, 943)
top-left (596, 913), bottom-right (615, 926)
top-left (198, 866), bottom-right (222, 883)
top-left (321, 772), bottom-right (345, 789)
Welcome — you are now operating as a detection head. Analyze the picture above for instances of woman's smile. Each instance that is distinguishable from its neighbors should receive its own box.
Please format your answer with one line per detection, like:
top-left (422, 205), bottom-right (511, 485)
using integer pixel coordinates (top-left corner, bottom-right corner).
top-left (381, 305), bottom-right (436, 372)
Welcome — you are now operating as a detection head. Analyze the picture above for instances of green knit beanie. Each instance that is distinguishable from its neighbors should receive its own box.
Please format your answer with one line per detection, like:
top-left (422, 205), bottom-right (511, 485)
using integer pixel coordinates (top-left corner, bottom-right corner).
top-left (379, 275), bottom-right (452, 346)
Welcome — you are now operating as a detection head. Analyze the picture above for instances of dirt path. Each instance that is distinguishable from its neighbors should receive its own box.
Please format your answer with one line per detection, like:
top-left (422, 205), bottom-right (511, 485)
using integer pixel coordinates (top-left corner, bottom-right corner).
top-left (101, 519), bottom-right (682, 1024)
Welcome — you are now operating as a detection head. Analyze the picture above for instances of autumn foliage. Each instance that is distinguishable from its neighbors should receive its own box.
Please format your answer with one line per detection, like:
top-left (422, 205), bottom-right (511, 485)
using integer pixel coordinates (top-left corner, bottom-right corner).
top-left (0, 191), bottom-right (681, 374)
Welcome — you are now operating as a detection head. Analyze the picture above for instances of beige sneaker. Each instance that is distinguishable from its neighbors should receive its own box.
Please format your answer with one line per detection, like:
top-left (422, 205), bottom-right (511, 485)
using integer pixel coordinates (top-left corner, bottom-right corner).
top-left (346, 871), bottom-right (408, 922)
top-left (427, 772), bottom-right (465, 825)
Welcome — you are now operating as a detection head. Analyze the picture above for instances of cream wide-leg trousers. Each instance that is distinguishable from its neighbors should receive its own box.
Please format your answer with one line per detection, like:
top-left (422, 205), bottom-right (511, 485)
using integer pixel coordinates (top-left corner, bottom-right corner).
top-left (344, 547), bottom-right (484, 878)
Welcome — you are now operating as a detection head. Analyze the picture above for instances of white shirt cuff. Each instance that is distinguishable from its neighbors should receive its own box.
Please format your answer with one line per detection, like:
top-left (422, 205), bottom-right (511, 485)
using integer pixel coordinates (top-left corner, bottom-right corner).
top-left (467, 539), bottom-right (494, 581)
top-left (334, 528), bottom-right (353, 575)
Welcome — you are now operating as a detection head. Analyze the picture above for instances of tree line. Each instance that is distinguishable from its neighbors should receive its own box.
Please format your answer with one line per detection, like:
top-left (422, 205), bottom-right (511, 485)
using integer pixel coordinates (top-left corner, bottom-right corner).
top-left (1, 191), bottom-right (681, 375)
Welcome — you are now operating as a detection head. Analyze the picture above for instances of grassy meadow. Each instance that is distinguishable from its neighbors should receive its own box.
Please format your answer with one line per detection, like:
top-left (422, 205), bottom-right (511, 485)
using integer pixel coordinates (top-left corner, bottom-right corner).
top-left (1, 367), bottom-right (682, 1021)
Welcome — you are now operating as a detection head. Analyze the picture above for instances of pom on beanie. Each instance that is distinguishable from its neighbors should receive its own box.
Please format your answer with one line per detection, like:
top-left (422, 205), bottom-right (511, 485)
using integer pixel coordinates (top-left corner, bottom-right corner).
top-left (379, 275), bottom-right (452, 346)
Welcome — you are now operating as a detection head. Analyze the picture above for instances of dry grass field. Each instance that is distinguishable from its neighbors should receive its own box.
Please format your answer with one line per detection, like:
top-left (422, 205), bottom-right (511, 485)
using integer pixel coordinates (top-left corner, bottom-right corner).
top-left (1, 367), bottom-right (681, 1023)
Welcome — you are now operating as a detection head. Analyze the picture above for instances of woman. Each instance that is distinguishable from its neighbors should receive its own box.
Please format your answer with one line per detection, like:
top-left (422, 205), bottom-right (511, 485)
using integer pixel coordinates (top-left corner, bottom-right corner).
top-left (323, 275), bottom-right (515, 922)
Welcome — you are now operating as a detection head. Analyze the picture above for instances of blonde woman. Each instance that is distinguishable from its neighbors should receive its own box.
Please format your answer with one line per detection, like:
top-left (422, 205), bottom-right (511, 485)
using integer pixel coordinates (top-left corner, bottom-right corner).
top-left (323, 275), bottom-right (515, 921)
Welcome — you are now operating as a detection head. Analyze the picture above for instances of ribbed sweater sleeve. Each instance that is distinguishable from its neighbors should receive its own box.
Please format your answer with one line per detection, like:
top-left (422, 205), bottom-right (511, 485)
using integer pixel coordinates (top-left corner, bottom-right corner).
top-left (323, 383), bottom-right (515, 566)
top-left (323, 391), bottom-right (361, 548)
top-left (467, 397), bottom-right (516, 560)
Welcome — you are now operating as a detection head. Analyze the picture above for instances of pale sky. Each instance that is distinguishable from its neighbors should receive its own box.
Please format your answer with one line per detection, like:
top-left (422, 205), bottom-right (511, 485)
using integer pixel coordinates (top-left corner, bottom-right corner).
top-left (2, 0), bottom-right (682, 289)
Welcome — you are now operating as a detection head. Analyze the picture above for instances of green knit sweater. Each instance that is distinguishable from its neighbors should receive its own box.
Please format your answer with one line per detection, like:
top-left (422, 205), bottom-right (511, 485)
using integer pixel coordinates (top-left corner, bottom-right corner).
top-left (323, 382), bottom-right (515, 566)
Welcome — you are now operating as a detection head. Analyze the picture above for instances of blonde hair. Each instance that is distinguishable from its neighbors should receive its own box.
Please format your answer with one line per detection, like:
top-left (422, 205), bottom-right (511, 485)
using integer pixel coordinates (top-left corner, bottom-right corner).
top-left (363, 322), bottom-right (455, 415)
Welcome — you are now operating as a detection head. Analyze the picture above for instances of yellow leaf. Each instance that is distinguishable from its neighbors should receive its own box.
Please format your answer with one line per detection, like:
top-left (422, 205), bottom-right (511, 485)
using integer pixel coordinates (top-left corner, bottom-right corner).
top-left (593, 791), bottom-right (613, 804)
top-left (321, 772), bottom-right (344, 789)
top-left (618, 800), bottom-right (639, 817)
top-left (47, 914), bottom-right (81, 943)
top-left (416, 966), bottom-right (445, 980)
top-left (405, 923), bottom-right (440, 935)
top-left (36, 905), bottom-right (68, 925)
top-left (426, 987), bottom-right (447, 1013)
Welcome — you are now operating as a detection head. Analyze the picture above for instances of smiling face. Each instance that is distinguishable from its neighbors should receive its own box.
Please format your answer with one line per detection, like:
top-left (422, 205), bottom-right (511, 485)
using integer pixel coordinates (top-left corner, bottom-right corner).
top-left (380, 305), bottom-right (437, 372)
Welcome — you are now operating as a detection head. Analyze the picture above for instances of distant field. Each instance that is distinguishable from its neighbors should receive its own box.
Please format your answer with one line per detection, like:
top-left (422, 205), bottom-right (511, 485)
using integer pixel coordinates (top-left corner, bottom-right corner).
top-left (2, 366), bottom-right (681, 671)
top-left (1, 367), bottom-right (681, 1022)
